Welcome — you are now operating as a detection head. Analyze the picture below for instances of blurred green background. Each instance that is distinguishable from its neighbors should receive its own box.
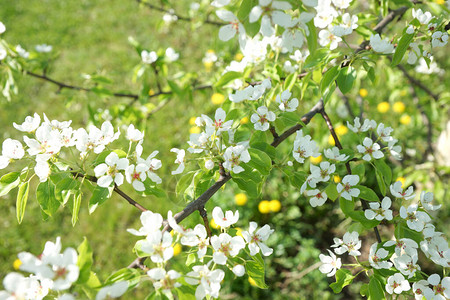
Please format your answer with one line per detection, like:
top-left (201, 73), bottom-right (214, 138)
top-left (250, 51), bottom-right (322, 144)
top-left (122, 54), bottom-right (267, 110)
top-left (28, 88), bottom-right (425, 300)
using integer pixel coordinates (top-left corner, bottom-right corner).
top-left (1, 0), bottom-right (449, 299)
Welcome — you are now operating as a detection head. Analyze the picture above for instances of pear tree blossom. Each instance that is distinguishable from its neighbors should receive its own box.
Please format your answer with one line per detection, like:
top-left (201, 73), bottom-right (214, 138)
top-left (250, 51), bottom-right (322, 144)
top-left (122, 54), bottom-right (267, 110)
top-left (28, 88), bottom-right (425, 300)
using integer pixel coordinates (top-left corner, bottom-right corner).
top-left (292, 130), bottom-right (320, 163)
top-left (0, 138), bottom-right (25, 169)
top-left (125, 163), bottom-right (148, 191)
top-left (356, 137), bottom-right (384, 161)
top-left (390, 181), bottom-right (415, 201)
top-left (364, 197), bottom-right (393, 221)
top-left (211, 233), bottom-right (245, 265)
top-left (251, 106), bottom-right (276, 131)
top-left (170, 148), bottom-right (186, 175)
top-left (400, 204), bottom-right (431, 232)
top-left (369, 243), bottom-right (393, 269)
top-left (185, 264), bottom-right (225, 299)
top-left (276, 90), bottom-right (299, 112)
top-left (241, 222), bottom-right (274, 256)
top-left (95, 281), bottom-right (128, 300)
top-left (332, 231), bottom-right (362, 256)
top-left (319, 250), bottom-right (341, 277)
top-left (147, 268), bottom-right (181, 294)
top-left (306, 189), bottom-right (328, 207)
top-left (13, 113), bottom-right (41, 133)
top-left (336, 175), bottom-right (360, 200)
top-left (141, 50), bottom-right (157, 64)
top-left (385, 273), bottom-right (410, 294)
top-left (223, 144), bottom-right (250, 174)
top-left (94, 152), bottom-right (129, 187)
top-left (370, 34), bottom-right (394, 54)
top-left (216, 10), bottom-right (245, 42)
top-left (212, 207), bottom-right (239, 229)
top-left (420, 191), bottom-right (441, 211)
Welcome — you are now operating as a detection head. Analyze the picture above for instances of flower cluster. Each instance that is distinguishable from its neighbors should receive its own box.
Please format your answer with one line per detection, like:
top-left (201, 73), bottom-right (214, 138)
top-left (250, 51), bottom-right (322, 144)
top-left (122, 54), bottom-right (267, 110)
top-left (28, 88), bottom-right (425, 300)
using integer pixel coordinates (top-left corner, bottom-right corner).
top-left (318, 178), bottom-right (449, 298)
top-left (128, 206), bottom-right (274, 299)
top-left (0, 113), bottom-right (162, 192)
top-left (0, 237), bottom-right (128, 300)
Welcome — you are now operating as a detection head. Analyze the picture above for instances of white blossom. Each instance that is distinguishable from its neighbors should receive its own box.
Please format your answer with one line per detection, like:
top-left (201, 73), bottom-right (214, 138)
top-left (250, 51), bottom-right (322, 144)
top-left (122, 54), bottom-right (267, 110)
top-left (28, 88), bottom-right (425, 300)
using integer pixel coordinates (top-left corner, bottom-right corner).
top-left (319, 249), bottom-right (341, 277)
top-left (95, 281), bottom-right (128, 300)
top-left (141, 50), bottom-right (157, 64)
top-left (94, 152), bottom-right (129, 187)
top-left (13, 113), bottom-right (41, 133)
top-left (332, 231), bottom-right (361, 256)
top-left (390, 181), bottom-right (415, 201)
top-left (337, 175), bottom-right (360, 200)
top-left (211, 233), bottom-right (245, 265)
top-left (370, 34), bottom-right (394, 54)
top-left (357, 137), bottom-right (384, 161)
top-left (170, 148), bottom-right (185, 175)
top-left (369, 242), bottom-right (393, 269)
top-left (364, 197), bottom-right (393, 221)
top-left (223, 144), bottom-right (250, 174)
top-left (385, 273), bottom-right (410, 294)
top-left (127, 210), bottom-right (163, 236)
top-left (185, 264), bottom-right (225, 299)
top-left (276, 90), bottom-right (298, 112)
top-left (251, 106), bottom-right (276, 131)
top-left (399, 204), bottom-right (431, 232)
top-left (0, 139), bottom-right (25, 169)
top-left (212, 207), bottom-right (239, 229)
top-left (242, 222), bottom-right (274, 256)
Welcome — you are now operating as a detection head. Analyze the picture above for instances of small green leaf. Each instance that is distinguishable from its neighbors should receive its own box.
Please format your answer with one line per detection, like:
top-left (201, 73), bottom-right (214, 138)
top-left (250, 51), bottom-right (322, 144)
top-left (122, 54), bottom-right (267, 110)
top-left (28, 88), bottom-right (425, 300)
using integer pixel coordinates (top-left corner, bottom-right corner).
top-left (374, 159), bottom-right (392, 185)
top-left (233, 177), bottom-right (259, 198)
top-left (16, 181), bottom-right (30, 224)
top-left (237, 0), bottom-right (257, 20)
top-left (356, 185), bottom-right (379, 202)
top-left (247, 148), bottom-right (272, 176)
top-left (391, 29), bottom-right (414, 66)
top-left (88, 186), bottom-right (112, 214)
top-left (304, 48), bottom-right (329, 69)
top-left (77, 238), bottom-right (93, 284)
top-left (36, 180), bottom-right (60, 216)
top-left (215, 71), bottom-right (242, 88)
top-left (167, 80), bottom-right (182, 95)
top-left (325, 183), bottom-right (339, 201)
top-left (360, 283), bottom-right (369, 297)
top-left (330, 269), bottom-right (355, 293)
top-left (368, 277), bottom-right (385, 300)
top-left (176, 171), bottom-right (196, 196)
top-left (105, 268), bottom-right (141, 289)
top-left (72, 193), bottom-right (82, 226)
top-left (336, 66), bottom-right (356, 94)
top-left (186, 253), bottom-right (196, 266)
top-left (246, 261), bottom-right (268, 289)
top-left (0, 171), bottom-right (21, 197)
top-left (320, 66), bottom-right (339, 95)
top-left (375, 169), bottom-right (387, 196)
top-left (352, 163), bottom-right (365, 180)
top-left (283, 72), bottom-right (298, 91)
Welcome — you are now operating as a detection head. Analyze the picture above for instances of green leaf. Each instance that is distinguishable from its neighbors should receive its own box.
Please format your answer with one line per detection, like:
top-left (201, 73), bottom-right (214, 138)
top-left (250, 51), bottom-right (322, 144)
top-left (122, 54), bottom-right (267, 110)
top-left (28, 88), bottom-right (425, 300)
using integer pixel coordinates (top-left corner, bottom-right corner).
top-left (167, 80), bottom-right (182, 96)
top-left (288, 171), bottom-right (307, 189)
top-left (246, 261), bottom-right (268, 289)
top-left (175, 284), bottom-right (196, 300)
top-left (304, 48), bottom-right (329, 69)
top-left (215, 71), bottom-right (242, 88)
top-left (356, 185), bottom-right (379, 202)
top-left (283, 71), bottom-right (298, 91)
top-left (237, 0), bottom-right (257, 20)
top-left (176, 171), bottom-right (196, 196)
top-left (0, 171), bottom-right (21, 197)
top-left (72, 193), bottom-right (82, 226)
top-left (368, 277), bottom-right (385, 300)
top-left (81, 271), bottom-right (102, 299)
top-left (247, 148), bottom-right (272, 176)
top-left (352, 163), bottom-right (365, 180)
top-left (392, 31), bottom-right (414, 66)
top-left (16, 181), bottom-right (30, 224)
top-left (374, 159), bottom-right (392, 185)
top-left (77, 238), bottom-right (93, 284)
top-left (394, 221), bottom-right (423, 245)
top-left (330, 269), bottom-right (355, 293)
top-left (186, 253), bottom-right (196, 266)
top-left (375, 169), bottom-right (386, 196)
top-left (320, 66), bottom-right (339, 95)
top-left (106, 268), bottom-right (141, 289)
top-left (91, 87), bottom-right (114, 98)
top-left (89, 186), bottom-right (112, 214)
top-left (336, 66), bottom-right (356, 94)
top-left (325, 183), bottom-right (339, 201)
top-left (233, 177), bottom-right (259, 198)
top-left (339, 198), bottom-right (380, 229)
top-left (360, 283), bottom-right (369, 297)
top-left (36, 180), bottom-right (60, 217)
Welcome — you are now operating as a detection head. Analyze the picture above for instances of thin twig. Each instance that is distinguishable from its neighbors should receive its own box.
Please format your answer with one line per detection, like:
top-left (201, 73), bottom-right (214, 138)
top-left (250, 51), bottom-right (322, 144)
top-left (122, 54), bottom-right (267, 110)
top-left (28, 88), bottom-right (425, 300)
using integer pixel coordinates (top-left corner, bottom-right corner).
top-left (71, 171), bottom-right (148, 212)
top-left (128, 98), bottom-right (326, 269)
top-left (199, 206), bottom-right (212, 238)
top-left (320, 110), bottom-right (382, 244)
top-left (136, 0), bottom-right (226, 26)
top-left (397, 64), bottom-right (439, 101)
top-left (26, 71), bottom-right (139, 99)
top-left (409, 86), bottom-right (434, 161)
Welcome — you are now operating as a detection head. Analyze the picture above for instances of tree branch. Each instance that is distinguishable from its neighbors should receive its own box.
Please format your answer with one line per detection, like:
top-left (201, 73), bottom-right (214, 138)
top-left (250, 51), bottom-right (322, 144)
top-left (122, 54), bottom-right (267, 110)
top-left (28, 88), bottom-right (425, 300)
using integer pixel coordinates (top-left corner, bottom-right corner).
top-left (72, 171), bottom-right (148, 212)
top-left (320, 110), bottom-right (382, 244)
top-left (25, 70), bottom-right (139, 99)
top-left (397, 64), bottom-right (439, 101)
top-left (136, 0), bottom-right (226, 26)
top-left (128, 98), bottom-right (326, 269)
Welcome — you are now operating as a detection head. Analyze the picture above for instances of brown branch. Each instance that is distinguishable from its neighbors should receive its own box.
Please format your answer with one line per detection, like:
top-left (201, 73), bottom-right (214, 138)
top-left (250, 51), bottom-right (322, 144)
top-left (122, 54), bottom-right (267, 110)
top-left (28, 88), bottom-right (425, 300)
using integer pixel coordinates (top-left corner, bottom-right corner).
top-left (71, 171), bottom-right (148, 212)
top-left (271, 99), bottom-right (324, 147)
top-left (409, 86), bottom-right (434, 161)
top-left (25, 71), bottom-right (139, 99)
top-left (397, 64), bottom-right (439, 101)
top-left (320, 110), bottom-right (382, 244)
top-left (199, 206), bottom-right (212, 238)
top-left (136, 0), bottom-right (226, 26)
top-left (128, 98), bottom-right (326, 269)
